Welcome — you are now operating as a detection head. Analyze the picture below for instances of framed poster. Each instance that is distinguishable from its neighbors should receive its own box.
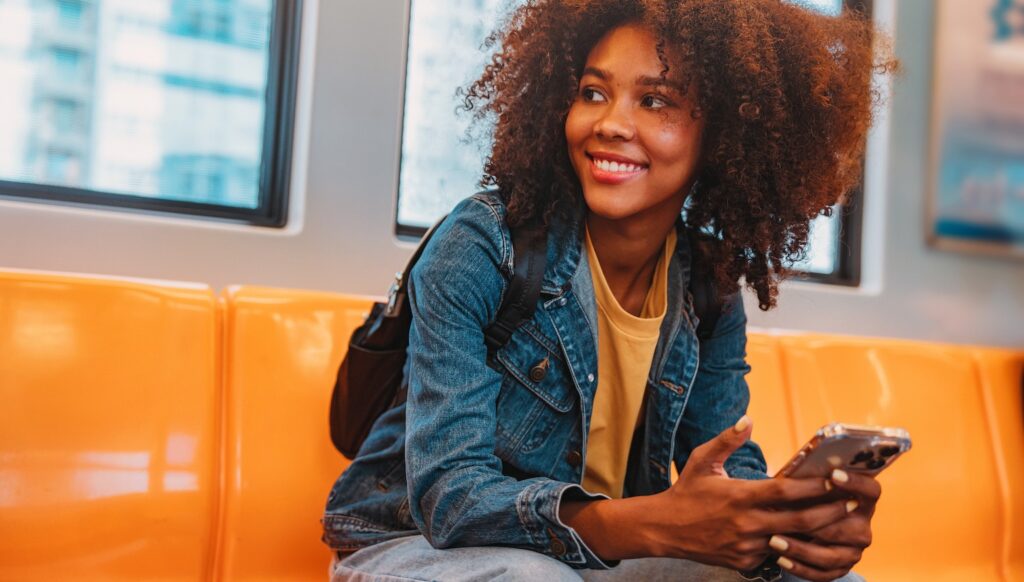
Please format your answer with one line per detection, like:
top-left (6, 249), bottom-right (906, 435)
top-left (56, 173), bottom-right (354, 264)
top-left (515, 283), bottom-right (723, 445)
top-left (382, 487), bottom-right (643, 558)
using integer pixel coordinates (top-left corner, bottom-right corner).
top-left (928, 0), bottom-right (1024, 257)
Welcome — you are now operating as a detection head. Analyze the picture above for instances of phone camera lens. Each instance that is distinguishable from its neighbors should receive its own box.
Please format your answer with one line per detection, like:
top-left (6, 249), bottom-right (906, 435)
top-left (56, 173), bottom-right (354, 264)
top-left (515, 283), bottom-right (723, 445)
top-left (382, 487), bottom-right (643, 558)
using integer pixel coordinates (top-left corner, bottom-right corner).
top-left (852, 450), bottom-right (874, 465)
top-left (879, 445), bottom-right (900, 458)
top-left (867, 457), bottom-right (886, 470)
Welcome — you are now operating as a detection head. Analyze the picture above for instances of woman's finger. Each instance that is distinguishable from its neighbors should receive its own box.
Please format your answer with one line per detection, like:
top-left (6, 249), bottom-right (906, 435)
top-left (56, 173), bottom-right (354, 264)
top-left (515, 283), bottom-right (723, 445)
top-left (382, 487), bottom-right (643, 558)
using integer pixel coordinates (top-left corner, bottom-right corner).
top-left (829, 469), bottom-right (881, 504)
top-left (756, 499), bottom-right (853, 535)
top-left (808, 513), bottom-right (873, 548)
top-left (745, 476), bottom-right (834, 507)
top-left (769, 534), bottom-right (862, 571)
top-left (774, 554), bottom-right (853, 582)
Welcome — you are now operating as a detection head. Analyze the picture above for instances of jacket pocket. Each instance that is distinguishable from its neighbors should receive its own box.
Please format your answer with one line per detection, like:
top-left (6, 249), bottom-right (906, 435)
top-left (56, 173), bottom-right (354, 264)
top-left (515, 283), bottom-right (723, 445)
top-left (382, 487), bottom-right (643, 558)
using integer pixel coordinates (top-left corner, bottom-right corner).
top-left (495, 326), bottom-right (575, 413)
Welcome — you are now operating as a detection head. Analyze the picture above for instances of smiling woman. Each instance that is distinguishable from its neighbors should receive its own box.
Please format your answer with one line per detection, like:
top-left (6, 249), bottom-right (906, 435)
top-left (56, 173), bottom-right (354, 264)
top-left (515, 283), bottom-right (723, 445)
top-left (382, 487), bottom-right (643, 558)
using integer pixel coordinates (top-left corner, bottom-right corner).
top-left (396, 1), bottom-right (862, 281)
top-left (324, 2), bottom-right (895, 581)
top-left (463, 0), bottom-right (895, 310)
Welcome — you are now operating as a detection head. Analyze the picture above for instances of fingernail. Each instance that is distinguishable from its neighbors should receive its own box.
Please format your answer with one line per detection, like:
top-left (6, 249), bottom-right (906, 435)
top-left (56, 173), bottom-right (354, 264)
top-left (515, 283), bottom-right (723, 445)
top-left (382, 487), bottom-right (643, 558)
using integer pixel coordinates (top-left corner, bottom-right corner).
top-left (769, 535), bottom-right (789, 552)
top-left (733, 415), bottom-right (751, 433)
top-left (777, 556), bottom-right (795, 570)
top-left (831, 469), bottom-right (849, 483)
top-left (824, 479), bottom-right (833, 492)
top-left (846, 500), bottom-right (859, 513)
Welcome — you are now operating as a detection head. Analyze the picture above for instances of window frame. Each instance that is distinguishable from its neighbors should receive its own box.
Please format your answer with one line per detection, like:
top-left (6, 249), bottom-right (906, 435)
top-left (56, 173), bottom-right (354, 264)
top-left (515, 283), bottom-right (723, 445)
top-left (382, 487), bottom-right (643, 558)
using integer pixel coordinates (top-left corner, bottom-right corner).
top-left (792, 0), bottom-right (871, 287)
top-left (0, 0), bottom-right (303, 228)
top-left (392, 0), bottom-right (871, 286)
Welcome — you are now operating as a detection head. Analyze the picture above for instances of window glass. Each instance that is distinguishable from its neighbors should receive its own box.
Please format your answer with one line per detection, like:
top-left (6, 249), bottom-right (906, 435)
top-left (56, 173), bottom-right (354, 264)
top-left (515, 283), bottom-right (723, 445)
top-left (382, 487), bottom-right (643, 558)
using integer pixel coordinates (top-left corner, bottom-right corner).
top-left (52, 99), bottom-right (79, 134)
top-left (46, 150), bottom-right (77, 183)
top-left (0, 0), bottom-right (275, 209)
top-left (396, 0), bottom-right (855, 278)
top-left (57, 0), bottom-right (84, 28)
top-left (791, 0), bottom-right (842, 16)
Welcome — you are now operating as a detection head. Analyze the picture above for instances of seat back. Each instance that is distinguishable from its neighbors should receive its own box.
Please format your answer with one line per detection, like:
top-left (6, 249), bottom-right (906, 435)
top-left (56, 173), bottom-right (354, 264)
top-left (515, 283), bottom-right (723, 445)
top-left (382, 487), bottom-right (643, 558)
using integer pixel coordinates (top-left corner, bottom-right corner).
top-left (745, 333), bottom-right (799, 474)
top-left (971, 348), bottom-right (1024, 582)
top-left (217, 286), bottom-right (373, 581)
top-left (4, 271), bottom-right (1022, 582)
top-left (0, 270), bottom-right (219, 581)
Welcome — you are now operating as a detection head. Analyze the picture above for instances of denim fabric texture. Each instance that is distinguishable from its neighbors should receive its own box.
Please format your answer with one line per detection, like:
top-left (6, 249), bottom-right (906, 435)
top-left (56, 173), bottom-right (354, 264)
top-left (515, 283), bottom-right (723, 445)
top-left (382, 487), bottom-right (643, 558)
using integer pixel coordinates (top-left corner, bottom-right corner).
top-left (322, 192), bottom-right (768, 570)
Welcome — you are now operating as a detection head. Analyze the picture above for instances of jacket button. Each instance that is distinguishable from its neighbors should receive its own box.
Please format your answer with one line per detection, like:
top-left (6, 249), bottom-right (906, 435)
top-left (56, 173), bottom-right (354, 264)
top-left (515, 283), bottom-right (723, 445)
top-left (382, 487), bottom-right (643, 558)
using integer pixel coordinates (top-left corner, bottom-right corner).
top-left (566, 450), bottom-right (582, 467)
top-left (528, 359), bottom-right (548, 382)
top-left (549, 536), bottom-right (567, 556)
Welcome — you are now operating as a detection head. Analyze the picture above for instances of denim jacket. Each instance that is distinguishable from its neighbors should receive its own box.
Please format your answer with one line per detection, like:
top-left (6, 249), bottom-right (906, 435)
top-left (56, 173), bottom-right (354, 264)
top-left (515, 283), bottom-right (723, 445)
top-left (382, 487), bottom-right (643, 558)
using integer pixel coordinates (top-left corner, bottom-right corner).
top-left (322, 192), bottom-right (768, 569)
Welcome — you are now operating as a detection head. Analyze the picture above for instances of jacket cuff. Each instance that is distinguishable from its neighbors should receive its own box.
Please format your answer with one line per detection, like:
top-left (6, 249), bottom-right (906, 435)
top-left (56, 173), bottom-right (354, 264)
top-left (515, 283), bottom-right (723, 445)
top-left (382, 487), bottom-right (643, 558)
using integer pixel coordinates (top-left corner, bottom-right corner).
top-left (517, 480), bottom-right (618, 569)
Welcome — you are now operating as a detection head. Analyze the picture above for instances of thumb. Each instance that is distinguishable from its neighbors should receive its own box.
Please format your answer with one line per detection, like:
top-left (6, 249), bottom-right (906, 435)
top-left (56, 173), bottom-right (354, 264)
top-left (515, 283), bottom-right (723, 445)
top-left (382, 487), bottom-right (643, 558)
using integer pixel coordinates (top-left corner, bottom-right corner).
top-left (683, 416), bottom-right (753, 478)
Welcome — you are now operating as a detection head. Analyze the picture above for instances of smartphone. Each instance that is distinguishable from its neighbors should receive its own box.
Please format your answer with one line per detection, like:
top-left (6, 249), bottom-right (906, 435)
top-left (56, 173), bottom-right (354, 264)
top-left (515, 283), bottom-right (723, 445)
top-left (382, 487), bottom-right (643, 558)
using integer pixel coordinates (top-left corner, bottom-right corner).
top-left (774, 423), bottom-right (912, 479)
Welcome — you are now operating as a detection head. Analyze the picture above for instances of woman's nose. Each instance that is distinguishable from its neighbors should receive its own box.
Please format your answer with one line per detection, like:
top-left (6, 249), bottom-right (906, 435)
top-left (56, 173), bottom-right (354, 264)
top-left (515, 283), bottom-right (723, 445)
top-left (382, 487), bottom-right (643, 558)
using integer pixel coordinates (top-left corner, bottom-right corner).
top-left (593, 103), bottom-right (635, 141)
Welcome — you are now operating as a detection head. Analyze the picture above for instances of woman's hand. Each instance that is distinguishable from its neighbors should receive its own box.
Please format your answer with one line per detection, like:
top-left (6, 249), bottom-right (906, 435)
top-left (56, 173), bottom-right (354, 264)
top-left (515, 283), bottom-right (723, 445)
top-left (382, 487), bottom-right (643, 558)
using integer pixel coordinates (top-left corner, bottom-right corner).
top-left (652, 417), bottom-right (855, 572)
top-left (767, 470), bottom-right (881, 582)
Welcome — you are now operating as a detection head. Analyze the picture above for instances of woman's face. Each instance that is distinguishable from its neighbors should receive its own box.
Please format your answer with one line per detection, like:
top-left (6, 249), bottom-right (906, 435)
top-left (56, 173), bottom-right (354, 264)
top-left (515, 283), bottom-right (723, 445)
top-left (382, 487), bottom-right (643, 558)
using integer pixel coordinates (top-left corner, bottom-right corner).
top-left (565, 24), bottom-right (705, 223)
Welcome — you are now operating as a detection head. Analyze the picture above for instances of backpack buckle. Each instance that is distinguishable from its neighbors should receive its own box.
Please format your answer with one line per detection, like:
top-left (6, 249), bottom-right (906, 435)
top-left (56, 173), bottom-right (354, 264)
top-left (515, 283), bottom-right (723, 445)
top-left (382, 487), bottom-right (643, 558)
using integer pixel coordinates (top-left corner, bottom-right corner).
top-left (384, 272), bottom-right (403, 316)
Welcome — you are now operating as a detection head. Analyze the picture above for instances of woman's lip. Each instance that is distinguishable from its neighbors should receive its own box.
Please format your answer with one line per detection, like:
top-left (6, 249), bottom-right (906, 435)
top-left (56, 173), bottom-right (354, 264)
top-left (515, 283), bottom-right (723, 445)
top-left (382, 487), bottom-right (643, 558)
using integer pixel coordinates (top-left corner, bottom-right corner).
top-left (588, 156), bottom-right (647, 184)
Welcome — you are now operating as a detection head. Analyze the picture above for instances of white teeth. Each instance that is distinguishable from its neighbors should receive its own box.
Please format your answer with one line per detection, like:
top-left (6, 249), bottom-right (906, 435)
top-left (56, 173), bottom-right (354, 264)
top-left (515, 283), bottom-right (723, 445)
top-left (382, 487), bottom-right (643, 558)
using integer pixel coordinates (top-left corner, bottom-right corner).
top-left (594, 158), bottom-right (643, 173)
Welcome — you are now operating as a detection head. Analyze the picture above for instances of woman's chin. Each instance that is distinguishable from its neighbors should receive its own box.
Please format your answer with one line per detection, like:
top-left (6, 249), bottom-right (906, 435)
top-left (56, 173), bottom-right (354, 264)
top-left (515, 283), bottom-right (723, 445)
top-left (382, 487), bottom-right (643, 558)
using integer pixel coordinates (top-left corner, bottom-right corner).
top-left (581, 191), bottom-right (643, 222)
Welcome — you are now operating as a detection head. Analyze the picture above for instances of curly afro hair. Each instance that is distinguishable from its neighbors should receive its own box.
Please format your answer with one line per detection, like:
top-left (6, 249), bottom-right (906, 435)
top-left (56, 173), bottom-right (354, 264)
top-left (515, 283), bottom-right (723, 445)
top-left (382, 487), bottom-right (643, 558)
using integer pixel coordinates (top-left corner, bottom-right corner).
top-left (461, 0), bottom-right (897, 310)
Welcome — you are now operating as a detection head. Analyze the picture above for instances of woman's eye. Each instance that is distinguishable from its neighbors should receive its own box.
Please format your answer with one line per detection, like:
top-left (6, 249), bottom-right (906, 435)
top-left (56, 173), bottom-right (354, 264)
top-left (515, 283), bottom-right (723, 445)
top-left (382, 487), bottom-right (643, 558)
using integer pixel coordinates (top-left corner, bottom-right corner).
top-left (581, 87), bottom-right (606, 102)
top-left (641, 95), bottom-right (669, 109)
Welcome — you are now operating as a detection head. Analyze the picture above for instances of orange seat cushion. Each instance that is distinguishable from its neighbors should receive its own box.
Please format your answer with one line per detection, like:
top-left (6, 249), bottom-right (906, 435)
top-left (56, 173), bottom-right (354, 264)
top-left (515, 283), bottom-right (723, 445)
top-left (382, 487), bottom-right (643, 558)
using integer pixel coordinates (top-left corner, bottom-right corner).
top-left (0, 271), bottom-right (219, 581)
top-left (218, 287), bottom-right (374, 581)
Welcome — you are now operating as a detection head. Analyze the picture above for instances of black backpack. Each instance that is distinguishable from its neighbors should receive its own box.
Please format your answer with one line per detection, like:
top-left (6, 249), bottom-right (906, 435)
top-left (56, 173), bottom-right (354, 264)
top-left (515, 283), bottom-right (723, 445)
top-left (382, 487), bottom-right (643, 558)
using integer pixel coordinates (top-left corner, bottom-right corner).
top-left (328, 215), bottom-right (722, 458)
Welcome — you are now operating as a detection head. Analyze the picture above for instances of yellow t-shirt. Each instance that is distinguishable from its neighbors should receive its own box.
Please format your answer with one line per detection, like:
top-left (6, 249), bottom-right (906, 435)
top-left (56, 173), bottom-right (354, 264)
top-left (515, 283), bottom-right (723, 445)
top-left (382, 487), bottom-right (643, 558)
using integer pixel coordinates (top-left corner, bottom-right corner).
top-left (581, 227), bottom-right (675, 499)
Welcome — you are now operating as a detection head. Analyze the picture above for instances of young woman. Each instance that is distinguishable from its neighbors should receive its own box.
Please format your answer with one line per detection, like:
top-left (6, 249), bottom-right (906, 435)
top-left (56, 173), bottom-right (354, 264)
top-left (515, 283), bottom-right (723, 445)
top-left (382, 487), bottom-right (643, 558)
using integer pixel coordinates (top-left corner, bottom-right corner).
top-left (323, 1), bottom-right (894, 580)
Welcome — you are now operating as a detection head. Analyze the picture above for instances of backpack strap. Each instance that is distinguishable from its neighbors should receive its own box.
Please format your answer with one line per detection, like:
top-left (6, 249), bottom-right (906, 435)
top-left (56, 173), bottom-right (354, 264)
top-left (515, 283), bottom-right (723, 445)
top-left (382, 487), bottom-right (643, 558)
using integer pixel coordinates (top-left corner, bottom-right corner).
top-left (687, 230), bottom-right (724, 341)
top-left (484, 220), bottom-right (548, 353)
top-left (383, 214), bottom-right (449, 319)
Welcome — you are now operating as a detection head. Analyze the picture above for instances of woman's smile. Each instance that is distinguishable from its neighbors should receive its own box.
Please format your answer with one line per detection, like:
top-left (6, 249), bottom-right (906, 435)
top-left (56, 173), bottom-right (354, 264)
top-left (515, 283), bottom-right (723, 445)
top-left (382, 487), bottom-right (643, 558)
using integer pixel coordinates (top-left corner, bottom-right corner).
top-left (587, 152), bottom-right (648, 184)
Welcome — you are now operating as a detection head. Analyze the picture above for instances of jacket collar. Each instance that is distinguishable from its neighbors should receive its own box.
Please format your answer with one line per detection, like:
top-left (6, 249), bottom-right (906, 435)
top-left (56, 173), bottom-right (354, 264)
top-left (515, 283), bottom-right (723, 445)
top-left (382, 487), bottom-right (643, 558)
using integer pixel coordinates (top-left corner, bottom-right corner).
top-left (540, 201), bottom-right (585, 296)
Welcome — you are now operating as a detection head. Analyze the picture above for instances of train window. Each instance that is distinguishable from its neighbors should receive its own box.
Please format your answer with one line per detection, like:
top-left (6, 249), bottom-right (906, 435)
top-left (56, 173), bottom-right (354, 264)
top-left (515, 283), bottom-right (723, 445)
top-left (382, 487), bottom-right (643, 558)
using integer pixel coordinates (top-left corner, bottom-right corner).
top-left (395, 0), bottom-right (867, 285)
top-left (0, 0), bottom-right (302, 227)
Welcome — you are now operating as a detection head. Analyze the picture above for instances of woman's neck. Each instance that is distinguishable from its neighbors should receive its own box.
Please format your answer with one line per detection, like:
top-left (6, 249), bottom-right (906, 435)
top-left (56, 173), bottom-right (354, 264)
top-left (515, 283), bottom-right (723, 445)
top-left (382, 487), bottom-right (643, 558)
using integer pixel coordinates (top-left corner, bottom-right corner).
top-left (586, 211), bottom-right (677, 316)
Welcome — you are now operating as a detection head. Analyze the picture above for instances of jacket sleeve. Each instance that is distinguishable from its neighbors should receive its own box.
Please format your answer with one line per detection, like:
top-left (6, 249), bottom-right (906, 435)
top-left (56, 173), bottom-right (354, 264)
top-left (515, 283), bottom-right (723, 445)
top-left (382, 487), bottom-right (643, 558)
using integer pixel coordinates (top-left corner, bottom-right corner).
top-left (673, 291), bottom-right (769, 480)
top-left (404, 196), bottom-right (614, 569)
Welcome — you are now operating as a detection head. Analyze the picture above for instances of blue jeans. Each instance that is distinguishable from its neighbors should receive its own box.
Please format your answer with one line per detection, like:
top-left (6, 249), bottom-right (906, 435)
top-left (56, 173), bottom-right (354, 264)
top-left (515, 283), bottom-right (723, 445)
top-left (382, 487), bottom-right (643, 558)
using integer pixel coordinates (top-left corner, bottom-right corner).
top-left (330, 535), bottom-right (866, 582)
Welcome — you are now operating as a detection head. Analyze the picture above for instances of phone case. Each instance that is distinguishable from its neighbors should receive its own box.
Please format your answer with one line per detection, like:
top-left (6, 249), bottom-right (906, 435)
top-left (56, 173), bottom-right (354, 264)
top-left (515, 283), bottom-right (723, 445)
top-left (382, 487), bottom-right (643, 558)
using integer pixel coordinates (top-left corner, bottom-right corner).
top-left (775, 423), bottom-right (912, 478)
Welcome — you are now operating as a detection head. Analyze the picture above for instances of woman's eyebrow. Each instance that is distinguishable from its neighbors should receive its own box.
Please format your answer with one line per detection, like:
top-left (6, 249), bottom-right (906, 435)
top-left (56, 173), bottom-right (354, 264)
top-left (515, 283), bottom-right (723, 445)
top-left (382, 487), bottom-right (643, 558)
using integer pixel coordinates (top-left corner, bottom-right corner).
top-left (637, 75), bottom-right (685, 92)
top-left (581, 66), bottom-right (683, 92)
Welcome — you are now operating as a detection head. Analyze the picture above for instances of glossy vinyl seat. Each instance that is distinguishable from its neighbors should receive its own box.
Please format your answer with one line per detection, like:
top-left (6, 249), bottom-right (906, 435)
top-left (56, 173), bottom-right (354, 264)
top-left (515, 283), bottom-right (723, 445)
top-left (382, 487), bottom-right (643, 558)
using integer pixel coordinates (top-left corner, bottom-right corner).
top-left (744, 333), bottom-right (799, 475)
top-left (217, 286), bottom-right (373, 581)
top-left (0, 270), bottom-right (219, 581)
top-left (970, 348), bottom-right (1024, 582)
top-left (2, 268), bottom-right (1022, 581)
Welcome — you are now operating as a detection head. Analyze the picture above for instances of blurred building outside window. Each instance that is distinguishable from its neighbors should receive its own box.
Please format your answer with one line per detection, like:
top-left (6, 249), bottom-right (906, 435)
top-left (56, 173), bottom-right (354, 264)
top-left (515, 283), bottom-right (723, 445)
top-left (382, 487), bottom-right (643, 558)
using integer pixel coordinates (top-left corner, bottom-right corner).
top-left (0, 0), bottom-right (292, 222)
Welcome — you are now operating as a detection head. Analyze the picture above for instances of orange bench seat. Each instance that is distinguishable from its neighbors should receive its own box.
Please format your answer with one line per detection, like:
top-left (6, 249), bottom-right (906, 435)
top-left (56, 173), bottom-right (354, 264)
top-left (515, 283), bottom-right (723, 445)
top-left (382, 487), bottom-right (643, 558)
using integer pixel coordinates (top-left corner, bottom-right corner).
top-left (1, 271), bottom-right (1021, 581)
top-left (0, 270), bottom-right (220, 580)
